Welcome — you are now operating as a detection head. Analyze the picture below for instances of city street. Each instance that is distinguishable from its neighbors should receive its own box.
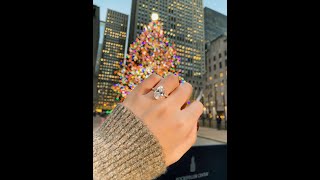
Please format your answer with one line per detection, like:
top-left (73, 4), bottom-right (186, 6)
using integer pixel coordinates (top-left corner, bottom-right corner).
top-left (197, 126), bottom-right (227, 143)
top-left (194, 136), bottom-right (223, 146)
top-left (93, 116), bottom-right (227, 145)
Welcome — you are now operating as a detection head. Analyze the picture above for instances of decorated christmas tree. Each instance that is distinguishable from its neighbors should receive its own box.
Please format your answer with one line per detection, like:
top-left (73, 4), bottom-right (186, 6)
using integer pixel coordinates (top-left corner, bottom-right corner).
top-left (112, 13), bottom-right (185, 102)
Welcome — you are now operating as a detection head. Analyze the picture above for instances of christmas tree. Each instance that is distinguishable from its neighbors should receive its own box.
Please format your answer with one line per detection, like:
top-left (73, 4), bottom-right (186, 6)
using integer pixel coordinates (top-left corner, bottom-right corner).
top-left (112, 13), bottom-right (185, 102)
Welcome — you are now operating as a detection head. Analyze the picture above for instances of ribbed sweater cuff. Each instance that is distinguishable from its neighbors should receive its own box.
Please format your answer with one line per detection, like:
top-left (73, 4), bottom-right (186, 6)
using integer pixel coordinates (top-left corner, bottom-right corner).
top-left (93, 104), bottom-right (167, 180)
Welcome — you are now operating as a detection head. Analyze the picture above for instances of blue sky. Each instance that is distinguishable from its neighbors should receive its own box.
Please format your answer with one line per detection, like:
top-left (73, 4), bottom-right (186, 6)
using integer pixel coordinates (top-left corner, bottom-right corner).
top-left (93, 0), bottom-right (227, 21)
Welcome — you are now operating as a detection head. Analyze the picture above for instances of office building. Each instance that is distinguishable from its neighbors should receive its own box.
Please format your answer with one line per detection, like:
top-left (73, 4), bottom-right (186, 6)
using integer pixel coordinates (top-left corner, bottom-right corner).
top-left (97, 9), bottom-right (128, 111)
top-left (204, 7), bottom-right (227, 50)
top-left (93, 5), bottom-right (100, 111)
top-left (203, 34), bottom-right (227, 126)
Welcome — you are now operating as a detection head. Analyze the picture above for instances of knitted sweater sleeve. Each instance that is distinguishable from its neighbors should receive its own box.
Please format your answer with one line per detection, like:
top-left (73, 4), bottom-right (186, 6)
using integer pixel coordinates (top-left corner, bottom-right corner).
top-left (93, 104), bottom-right (167, 180)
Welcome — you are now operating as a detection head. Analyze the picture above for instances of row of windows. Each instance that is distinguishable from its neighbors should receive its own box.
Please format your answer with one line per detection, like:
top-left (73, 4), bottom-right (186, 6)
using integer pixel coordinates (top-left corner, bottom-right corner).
top-left (208, 59), bottom-right (227, 72)
top-left (99, 66), bottom-right (117, 70)
top-left (98, 71), bottom-right (117, 76)
top-left (106, 31), bottom-right (125, 37)
top-left (98, 70), bottom-right (118, 75)
top-left (98, 94), bottom-right (114, 98)
top-left (102, 47), bottom-right (124, 53)
top-left (207, 76), bottom-right (227, 85)
top-left (98, 77), bottom-right (118, 81)
top-left (97, 83), bottom-right (112, 87)
top-left (209, 72), bottom-right (227, 79)
top-left (105, 24), bottom-right (127, 32)
top-left (98, 70), bottom-right (117, 76)
top-left (98, 100), bottom-right (115, 104)
top-left (98, 87), bottom-right (117, 92)
top-left (106, 17), bottom-right (127, 24)
top-left (98, 99), bottom-right (115, 103)
top-left (101, 54), bottom-right (124, 59)
top-left (135, 20), bottom-right (202, 38)
top-left (97, 88), bottom-right (115, 93)
top-left (208, 50), bottom-right (227, 63)
top-left (98, 74), bottom-right (116, 79)
top-left (98, 92), bottom-right (117, 97)
top-left (107, 11), bottom-right (127, 19)
top-left (98, 74), bottom-right (118, 79)
top-left (206, 81), bottom-right (225, 89)
top-left (105, 19), bottom-right (126, 25)
top-left (99, 58), bottom-right (123, 64)
top-left (138, 3), bottom-right (201, 16)
top-left (190, 81), bottom-right (202, 85)
top-left (104, 42), bottom-right (124, 46)
top-left (98, 99), bottom-right (114, 103)
top-left (106, 34), bottom-right (126, 39)
top-left (103, 48), bottom-right (123, 53)
top-left (182, 71), bottom-right (203, 77)
top-left (97, 85), bottom-right (112, 89)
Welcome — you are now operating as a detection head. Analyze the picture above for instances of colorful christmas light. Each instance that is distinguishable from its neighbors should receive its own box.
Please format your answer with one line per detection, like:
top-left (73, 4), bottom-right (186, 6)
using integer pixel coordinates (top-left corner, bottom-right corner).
top-left (112, 19), bottom-right (185, 102)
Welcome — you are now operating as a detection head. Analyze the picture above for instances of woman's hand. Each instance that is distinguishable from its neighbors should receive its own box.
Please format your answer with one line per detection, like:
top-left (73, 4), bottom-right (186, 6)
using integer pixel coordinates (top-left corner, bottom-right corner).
top-left (122, 73), bottom-right (203, 166)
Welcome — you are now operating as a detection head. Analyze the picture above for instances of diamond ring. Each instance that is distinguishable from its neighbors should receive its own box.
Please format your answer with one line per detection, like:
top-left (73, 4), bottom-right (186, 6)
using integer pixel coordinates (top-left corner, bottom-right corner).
top-left (152, 86), bottom-right (168, 100)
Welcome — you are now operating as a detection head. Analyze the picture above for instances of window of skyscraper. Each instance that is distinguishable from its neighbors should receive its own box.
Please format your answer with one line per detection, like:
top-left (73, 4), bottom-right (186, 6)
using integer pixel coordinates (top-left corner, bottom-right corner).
top-left (219, 62), bottom-right (222, 69)
top-left (219, 53), bottom-right (221, 58)
top-left (220, 72), bottom-right (224, 78)
top-left (214, 64), bottom-right (216, 70)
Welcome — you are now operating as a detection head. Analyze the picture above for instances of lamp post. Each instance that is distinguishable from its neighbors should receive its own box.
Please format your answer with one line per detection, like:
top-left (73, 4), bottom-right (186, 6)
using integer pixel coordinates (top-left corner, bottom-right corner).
top-left (213, 83), bottom-right (218, 128)
top-left (222, 92), bottom-right (227, 130)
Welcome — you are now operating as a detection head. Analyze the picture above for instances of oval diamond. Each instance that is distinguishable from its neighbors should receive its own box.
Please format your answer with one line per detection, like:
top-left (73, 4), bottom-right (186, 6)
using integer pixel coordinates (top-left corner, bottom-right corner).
top-left (153, 86), bottom-right (165, 99)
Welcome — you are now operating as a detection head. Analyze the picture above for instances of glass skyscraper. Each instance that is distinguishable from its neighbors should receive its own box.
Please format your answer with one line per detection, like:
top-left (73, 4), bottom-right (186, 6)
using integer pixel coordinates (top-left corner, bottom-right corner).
top-left (97, 9), bottom-right (128, 111)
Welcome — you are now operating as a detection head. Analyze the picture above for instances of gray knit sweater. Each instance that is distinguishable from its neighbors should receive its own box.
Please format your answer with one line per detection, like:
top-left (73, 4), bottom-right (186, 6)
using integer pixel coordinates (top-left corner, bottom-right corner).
top-left (93, 104), bottom-right (167, 180)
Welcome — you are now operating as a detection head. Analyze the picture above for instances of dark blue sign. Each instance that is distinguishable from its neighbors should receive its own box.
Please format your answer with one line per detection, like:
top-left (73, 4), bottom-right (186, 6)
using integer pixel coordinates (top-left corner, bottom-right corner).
top-left (155, 145), bottom-right (227, 180)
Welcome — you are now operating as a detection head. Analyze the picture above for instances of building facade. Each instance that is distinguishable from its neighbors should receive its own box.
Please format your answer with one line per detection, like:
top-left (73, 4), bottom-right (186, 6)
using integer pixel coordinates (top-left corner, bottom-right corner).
top-left (93, 5), bottom-right (100, 111)
top-left (203, 34), bottom-right (227, 127)
top-left (204, 7), bottom-right (227, 50)
top-left (97, 9), bottom-right (128, 111)
top-left (95, 21), bottom-right (106, 74)
top-left (128, 0), bottom-right (205, 99)
top-left (94, 21), bottom-right (106, 111)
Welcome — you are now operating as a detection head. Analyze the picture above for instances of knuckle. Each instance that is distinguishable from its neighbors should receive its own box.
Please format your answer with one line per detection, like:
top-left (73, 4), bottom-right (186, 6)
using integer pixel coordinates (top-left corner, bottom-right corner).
top-left (151, 73), bottom-right (162, 81)
top-left (188, 104), bottom-right (203, 118)
top-left (159, 100), bottom-right (170, 110)
top-left (183, 82), bottom-right (193, 90)
top-left (175, 119), bottom-right (185, 129)
top-left (166, 74), bottom-right (179, 84)
top-left (195, 101), bottom-right (204, 110)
